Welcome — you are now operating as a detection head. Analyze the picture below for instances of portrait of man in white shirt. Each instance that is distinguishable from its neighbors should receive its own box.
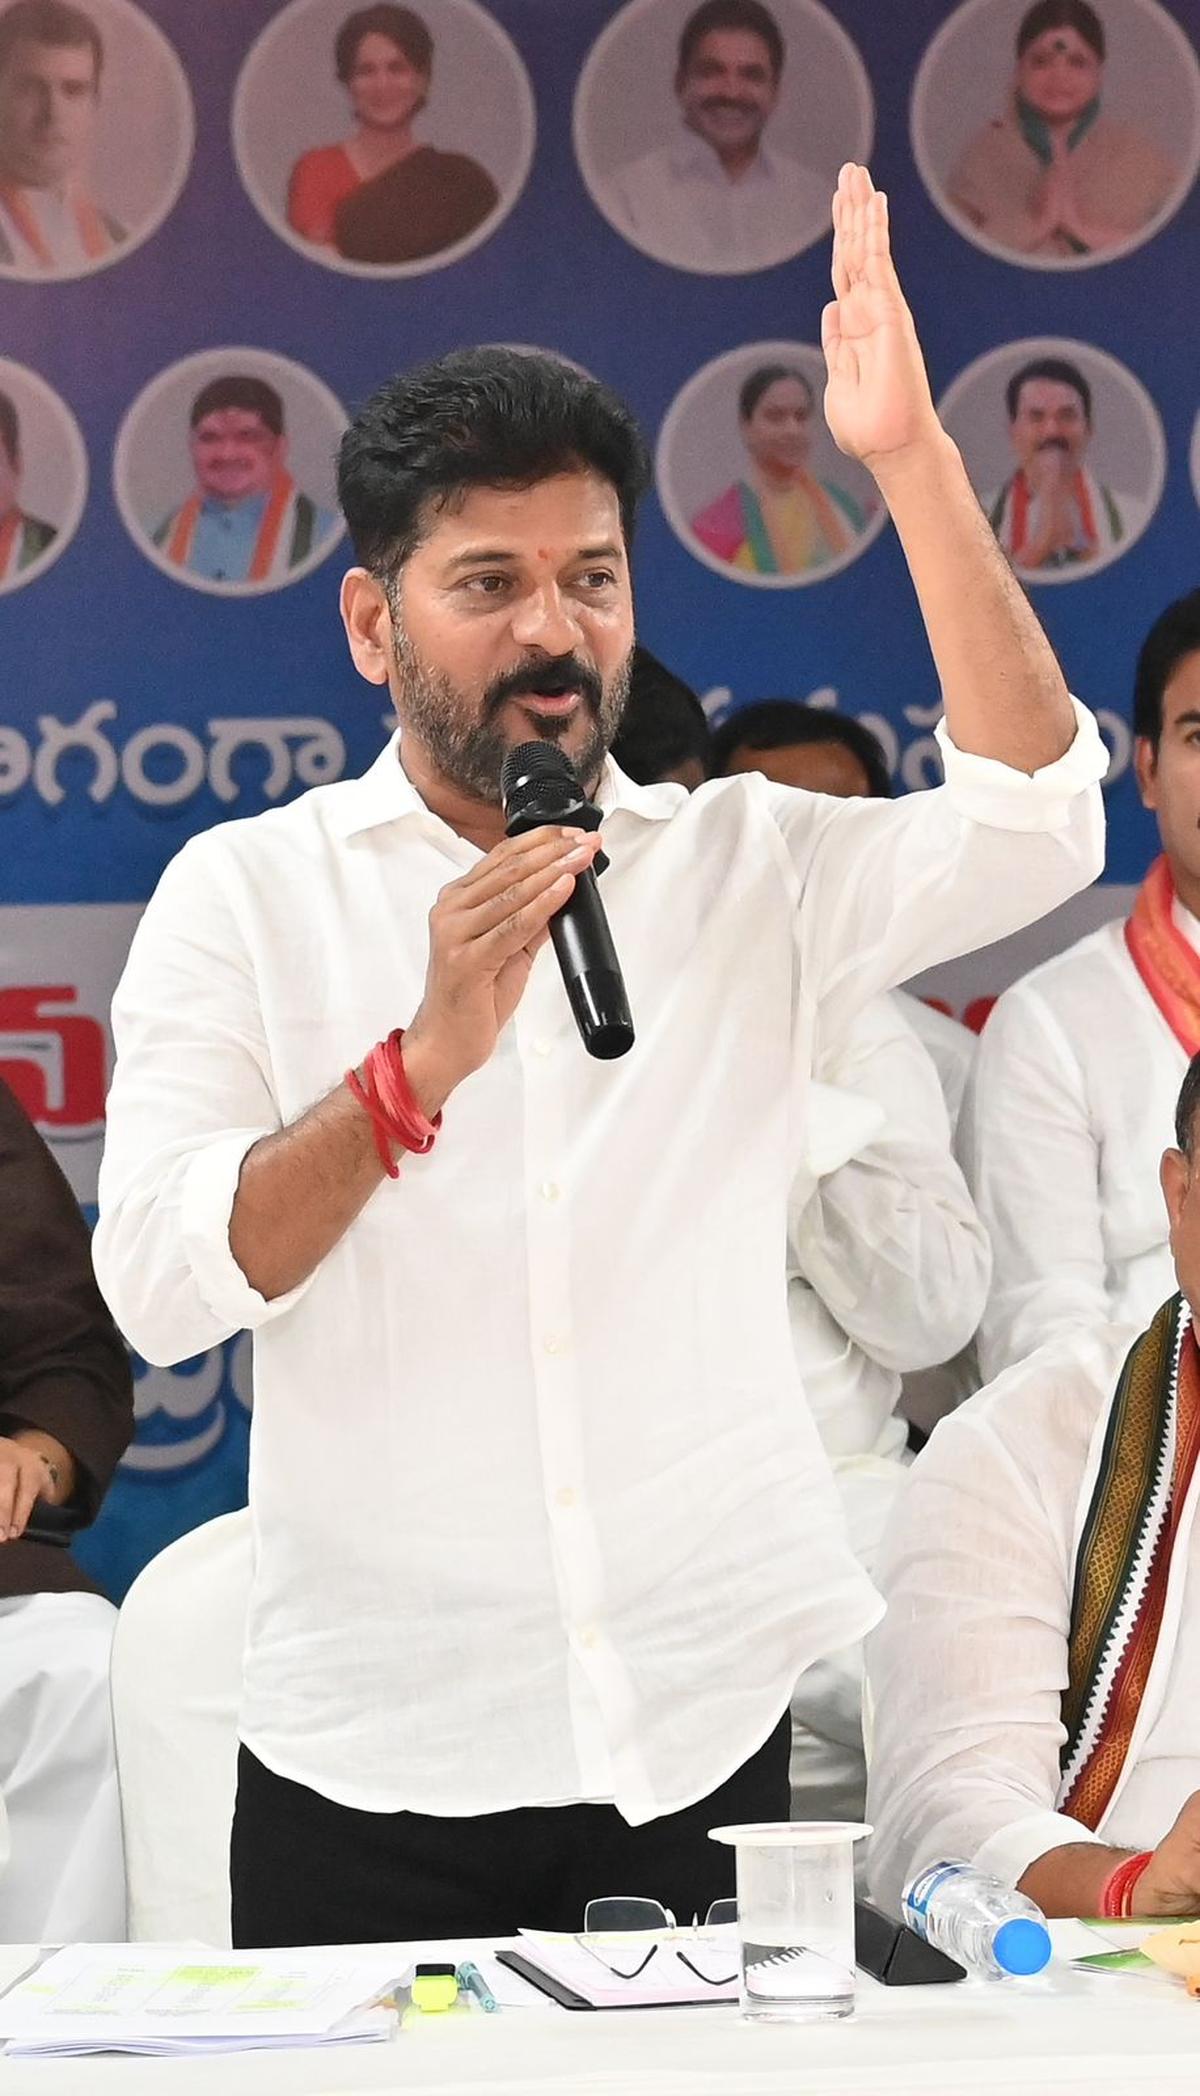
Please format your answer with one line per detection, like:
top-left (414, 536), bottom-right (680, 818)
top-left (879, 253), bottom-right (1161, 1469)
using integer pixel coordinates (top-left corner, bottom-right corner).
top-left (0, 0), bottom-right (125, 276)
top-left (597, 0), bottom-right (832, 274)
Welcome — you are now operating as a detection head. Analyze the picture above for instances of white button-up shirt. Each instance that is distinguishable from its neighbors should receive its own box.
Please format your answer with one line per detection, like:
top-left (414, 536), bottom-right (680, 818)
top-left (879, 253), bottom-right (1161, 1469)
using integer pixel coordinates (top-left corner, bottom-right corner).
top-left (94, 704), bottom-right (1105, 1824)
top-left (601, 126), bottom-right (831, 273)
top-left (959, 907), bottom-right (1193, 1383)
top-left (865, 1320), bottom-right (1200, 1916)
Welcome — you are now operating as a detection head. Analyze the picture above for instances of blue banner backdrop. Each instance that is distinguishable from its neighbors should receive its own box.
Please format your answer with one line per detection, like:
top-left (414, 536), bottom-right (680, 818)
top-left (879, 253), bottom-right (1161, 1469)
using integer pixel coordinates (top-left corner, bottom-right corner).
top-left (2, 0), bottom-right (1198, 1593)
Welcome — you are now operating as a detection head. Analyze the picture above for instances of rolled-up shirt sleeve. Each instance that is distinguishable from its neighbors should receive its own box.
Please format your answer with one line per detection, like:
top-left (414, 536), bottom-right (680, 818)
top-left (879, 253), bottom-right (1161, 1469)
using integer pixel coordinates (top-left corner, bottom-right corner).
top-left (94, 836), bottom-right (315, 1366)
top-left (863, 1325), bottom-right (1132, 1917)
top-left (766, 696), bottom-right (1108, 1045)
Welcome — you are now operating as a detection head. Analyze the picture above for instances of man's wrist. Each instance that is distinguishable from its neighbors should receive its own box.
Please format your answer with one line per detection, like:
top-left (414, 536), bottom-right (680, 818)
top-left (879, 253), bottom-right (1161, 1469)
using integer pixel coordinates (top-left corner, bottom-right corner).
top-left (865, 422), bottom-right (964, 508)
top-left (399, 1023), bottom-right (460, 1123)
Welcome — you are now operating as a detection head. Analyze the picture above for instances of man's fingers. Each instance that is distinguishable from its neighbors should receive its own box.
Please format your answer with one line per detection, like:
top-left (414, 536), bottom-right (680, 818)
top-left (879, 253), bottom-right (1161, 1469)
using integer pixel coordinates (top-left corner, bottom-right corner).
top-left (0, 1459), bottom-right (19, 1541)
top-left (458, 838), bottom-right (600, 939)
top-left (475, 868), bottom-right (579, 967)
top-left (449, 828), bottom-right (599, 913)
top-left (10, 1461), bottom-right (40, 1542)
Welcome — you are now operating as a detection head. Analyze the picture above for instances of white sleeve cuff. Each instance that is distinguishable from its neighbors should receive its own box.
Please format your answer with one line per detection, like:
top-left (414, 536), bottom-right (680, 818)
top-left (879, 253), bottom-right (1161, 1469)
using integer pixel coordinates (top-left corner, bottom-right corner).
top-left (973, 1808), bottom-right (1103, 1889)
top-left (180, 1130), bottom-right (315, 1333)
top-left (935, 696), bottom-right (1109, 833)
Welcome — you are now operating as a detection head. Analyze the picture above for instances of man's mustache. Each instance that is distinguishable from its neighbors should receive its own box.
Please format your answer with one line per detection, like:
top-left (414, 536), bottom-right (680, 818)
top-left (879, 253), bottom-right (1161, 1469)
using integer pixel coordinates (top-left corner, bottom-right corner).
top-left (1036, 438), bottom-right (1072, 452)
top-left (700, 97), bottom-right (760, 115)
top-left (484, 657), bottom-right (604, 715)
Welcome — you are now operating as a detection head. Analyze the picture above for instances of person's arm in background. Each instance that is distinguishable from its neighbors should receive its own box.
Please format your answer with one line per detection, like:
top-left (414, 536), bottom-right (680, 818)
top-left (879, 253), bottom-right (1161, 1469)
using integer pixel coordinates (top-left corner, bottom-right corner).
top-left (790, 994), bottom-right (990, 1378)
top-left (0, 1081), bottom-right (133, 1542)
top-left (957, 983), bottom-right (1107, 1383)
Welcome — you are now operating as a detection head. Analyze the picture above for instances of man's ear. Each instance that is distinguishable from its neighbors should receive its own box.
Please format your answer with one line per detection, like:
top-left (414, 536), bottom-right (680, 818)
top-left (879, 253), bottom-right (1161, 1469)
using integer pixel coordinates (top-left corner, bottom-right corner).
top-left (1134, 734), bottom-right (1159, 811)
top-left (1162, 1146), bottom-right (1188, 1237)
top-left (339, 567), bottom-right (392, 688)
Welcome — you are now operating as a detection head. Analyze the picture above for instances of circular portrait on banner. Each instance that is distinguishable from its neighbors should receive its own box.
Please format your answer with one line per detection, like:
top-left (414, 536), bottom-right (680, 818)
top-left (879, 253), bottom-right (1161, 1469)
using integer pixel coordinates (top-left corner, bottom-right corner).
top-left (657, 342), bottom-right (884, 587)
top-left (0, 0), bottom-right (193, 282)
top-left (912, 0), bottom-right (1200, 270)
top-left (0, 357), bottom-right (87, 591)
top-left (114, 349), bottom-right (346, 598)
top-left (574, 0), bottom-right (872, 276)
top-left (233, 0), bottom-right (534, 277)
top-left (939, 338), bottom-right (1165, 582)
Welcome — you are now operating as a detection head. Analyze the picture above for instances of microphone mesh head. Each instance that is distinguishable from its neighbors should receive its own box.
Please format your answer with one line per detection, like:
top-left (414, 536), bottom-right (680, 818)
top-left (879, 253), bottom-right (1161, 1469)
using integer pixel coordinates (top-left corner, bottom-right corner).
top-left (501, 741), bottom-right (581, 819)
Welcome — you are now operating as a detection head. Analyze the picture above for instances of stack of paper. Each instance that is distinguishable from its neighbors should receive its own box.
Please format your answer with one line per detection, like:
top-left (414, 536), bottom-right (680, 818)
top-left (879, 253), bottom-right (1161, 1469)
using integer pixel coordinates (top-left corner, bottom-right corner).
top-left (0, 1944), bottom-right (404, 2058)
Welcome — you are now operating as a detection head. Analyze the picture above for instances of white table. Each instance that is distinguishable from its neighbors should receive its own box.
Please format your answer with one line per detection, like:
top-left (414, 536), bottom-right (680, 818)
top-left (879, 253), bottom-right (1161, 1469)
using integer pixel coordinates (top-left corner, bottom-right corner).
top-left (1, 1938), bottom-right (1198, 2094)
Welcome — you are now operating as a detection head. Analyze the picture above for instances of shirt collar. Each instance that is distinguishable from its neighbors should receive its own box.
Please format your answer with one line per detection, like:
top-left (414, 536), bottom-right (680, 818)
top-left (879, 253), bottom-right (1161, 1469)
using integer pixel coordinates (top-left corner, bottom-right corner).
top-left (200, 487), bottom-right (269, 520)
top-left (329, 731), bottom-right (683, 840)
top-left (668, 121), bottom-right (775, 186)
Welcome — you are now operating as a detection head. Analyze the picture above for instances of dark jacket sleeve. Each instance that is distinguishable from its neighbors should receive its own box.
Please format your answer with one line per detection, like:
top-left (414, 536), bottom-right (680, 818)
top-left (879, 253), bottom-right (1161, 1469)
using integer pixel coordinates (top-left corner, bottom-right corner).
top-left (0, 1079), bottom-right (134, 1524)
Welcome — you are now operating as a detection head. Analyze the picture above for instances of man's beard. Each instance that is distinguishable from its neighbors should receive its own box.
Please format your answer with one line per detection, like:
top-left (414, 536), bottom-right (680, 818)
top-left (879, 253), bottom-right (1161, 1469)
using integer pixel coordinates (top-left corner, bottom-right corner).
top-left (390, 617), bottom-right (632, 805)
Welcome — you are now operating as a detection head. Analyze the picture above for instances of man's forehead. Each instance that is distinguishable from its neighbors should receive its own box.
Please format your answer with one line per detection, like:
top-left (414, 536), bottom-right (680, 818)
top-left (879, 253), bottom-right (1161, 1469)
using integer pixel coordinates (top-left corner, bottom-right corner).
top-left (686, 28), bottom-right (774, 71)
top-left (194, 410), bottom-right (275, 439)
top-left (1016, 380), bottom-right (1085, 413)
top-left (6, 36), bottom-right (97, 81)
top-left (416, 471), bottom-right (623, 559)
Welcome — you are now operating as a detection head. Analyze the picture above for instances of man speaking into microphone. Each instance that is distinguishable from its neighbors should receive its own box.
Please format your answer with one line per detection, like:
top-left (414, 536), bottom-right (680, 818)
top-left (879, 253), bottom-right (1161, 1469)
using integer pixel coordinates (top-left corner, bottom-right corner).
top-left (95, 167), bottom-right (1106, 1947)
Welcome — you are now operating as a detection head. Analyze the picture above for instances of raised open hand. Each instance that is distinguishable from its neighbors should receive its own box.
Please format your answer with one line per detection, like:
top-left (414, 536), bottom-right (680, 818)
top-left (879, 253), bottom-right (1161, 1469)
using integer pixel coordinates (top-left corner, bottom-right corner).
top-left (821, 163), bottom-right (940, 470)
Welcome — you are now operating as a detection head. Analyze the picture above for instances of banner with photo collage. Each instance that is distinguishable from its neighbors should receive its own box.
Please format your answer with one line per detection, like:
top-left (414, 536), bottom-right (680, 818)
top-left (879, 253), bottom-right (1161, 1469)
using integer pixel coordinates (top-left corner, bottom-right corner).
top-left (3, 0), bottom-right (1199, 1594)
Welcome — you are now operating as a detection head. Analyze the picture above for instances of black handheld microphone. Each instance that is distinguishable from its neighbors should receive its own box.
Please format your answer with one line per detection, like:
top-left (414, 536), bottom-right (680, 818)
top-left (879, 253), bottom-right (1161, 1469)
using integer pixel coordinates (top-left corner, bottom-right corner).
top-left (500, 741), bottom-right (634, 1061)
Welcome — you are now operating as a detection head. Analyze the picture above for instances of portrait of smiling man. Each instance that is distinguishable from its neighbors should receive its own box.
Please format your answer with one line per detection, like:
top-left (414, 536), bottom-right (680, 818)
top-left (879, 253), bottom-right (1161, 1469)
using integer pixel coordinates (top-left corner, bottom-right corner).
top-left (0, 0), bottom-right (125, 275)
top-left (95, 165), bottom-right (1106, 1948)
top-left (151, 374), bottom-right (337, 590)
top-left (987, 354), bottom-right (1131, 574)
top-left (602, 0), bottom-right (832, 273)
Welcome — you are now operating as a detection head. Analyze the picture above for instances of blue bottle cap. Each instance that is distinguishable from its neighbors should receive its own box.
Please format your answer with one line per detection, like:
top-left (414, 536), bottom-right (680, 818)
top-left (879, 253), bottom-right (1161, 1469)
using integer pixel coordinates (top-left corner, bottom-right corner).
top-left (993, 1918), bottom-right (1051, 1976)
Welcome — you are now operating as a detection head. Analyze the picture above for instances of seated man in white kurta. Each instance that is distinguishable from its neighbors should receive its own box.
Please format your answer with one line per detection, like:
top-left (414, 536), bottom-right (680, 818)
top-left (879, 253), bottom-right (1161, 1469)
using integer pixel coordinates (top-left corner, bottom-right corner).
top-left (868, 1051), bottom-right (1200, 1924)
top-left (960, 590), bottom-right (1200, 1384)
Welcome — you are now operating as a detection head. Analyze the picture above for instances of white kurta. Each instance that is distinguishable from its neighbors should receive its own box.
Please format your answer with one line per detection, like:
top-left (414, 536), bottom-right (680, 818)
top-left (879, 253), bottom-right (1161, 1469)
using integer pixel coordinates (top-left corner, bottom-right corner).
top-left (960, 912), bottom-right (1191, 1382)
top-left (94, 706), bottom-right (1105, 1827)
top-left (865, 1320), bottom-right (1200, 1917)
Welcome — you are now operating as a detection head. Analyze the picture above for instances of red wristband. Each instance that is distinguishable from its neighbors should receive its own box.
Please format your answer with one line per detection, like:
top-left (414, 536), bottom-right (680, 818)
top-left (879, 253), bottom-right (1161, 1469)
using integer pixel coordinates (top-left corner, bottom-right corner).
top-left (1099, 1851), bottom-right (1154, 1919)
top-left (345, 1029), bottom-right (442, 1179)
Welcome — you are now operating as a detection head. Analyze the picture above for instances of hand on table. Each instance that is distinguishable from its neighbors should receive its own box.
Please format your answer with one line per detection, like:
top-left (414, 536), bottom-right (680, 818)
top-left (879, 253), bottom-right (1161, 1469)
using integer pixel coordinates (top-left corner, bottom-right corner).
top-left (1134, 1793), bottom-right (1200, 1918)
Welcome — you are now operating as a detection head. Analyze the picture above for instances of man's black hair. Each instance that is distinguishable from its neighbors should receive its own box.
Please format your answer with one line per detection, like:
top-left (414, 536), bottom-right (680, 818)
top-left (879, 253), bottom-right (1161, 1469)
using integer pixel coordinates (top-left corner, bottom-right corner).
top-left (738, 364), bottom-right (813, 424)
top-left (189, 376), bottom-right (285, 437)
top-left (0, 390), bottom-right (18, 470)
top-left (610, 647), bottom-right (712, 786)
top-left (1175, 1052), bottom-right (1200, 1156)
top-left (337, 347), bottom-right (651, 581)
top-left (677, 0), bottom-right (785, 83)
top-left (711, 700), bottom-right (892, 798)
top-left (0, 0), bottom-right (102, 83)
top-left (334, 4), bottom-right (431, 83)
top-left (1017, 0), bottom-right (1105, 62)
top-left (1133, 590), bottom-right (1200, 751)
top-left (1005, 357), bottom-right (1092, 424)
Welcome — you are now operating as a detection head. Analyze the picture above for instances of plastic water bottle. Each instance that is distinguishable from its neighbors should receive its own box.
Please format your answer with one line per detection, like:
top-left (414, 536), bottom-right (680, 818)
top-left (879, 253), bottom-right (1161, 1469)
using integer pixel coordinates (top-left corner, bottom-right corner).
top-left (902, 1862), bottom-right (1052, 1979)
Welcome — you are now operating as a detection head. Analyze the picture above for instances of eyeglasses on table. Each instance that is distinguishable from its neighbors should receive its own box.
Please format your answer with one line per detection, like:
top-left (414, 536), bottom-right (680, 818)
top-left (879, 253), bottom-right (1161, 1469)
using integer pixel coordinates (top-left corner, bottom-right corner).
top-left (577, 1895), bottom-right (739, 1986)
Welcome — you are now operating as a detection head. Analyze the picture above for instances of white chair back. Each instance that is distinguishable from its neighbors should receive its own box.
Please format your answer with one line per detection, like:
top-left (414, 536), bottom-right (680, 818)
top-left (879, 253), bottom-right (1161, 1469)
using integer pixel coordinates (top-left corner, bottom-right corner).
top-left (111, 1509), bottom-right (251, 1944)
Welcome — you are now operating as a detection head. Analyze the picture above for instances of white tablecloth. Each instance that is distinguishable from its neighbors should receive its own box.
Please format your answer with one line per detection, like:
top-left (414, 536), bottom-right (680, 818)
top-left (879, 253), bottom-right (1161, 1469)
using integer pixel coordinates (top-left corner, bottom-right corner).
top-left (0, 1937), bottom-right (1196, 2093)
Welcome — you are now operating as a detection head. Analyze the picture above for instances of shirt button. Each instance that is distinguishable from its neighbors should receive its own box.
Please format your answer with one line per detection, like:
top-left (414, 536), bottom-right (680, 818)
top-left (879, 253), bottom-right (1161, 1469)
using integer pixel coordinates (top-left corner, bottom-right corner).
top-left (542, 1333), bottom-right (566, 1356)
top-left (555, 1485), bottom-right (576, 1509)
top-left (532, 1038), bottom-right (553, 1058)
top-left (579, 1626), bottom-right (598, 1649)
top-left (539, 1180), bottom-right (561, 1203)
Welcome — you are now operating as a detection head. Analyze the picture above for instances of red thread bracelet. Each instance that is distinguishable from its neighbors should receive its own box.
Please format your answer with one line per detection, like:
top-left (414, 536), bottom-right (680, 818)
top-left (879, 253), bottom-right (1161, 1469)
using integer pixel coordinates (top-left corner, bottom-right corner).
top-left (345, 1029), bottom-right (441, 1179)
top-left (1099, 1850), bottom-right (1154, 1919)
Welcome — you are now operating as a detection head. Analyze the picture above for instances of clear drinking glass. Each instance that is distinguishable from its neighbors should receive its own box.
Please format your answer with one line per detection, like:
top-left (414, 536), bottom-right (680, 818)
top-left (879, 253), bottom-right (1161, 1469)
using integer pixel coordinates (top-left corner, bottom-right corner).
top-left (708, 1822), bottom-right (870, 2024)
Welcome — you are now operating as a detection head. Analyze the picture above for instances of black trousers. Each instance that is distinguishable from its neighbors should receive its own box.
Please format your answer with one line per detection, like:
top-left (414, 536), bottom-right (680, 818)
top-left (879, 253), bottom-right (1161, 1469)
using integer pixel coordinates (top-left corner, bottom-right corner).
top-left (230, 1710), bottom-right (791, 1947)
